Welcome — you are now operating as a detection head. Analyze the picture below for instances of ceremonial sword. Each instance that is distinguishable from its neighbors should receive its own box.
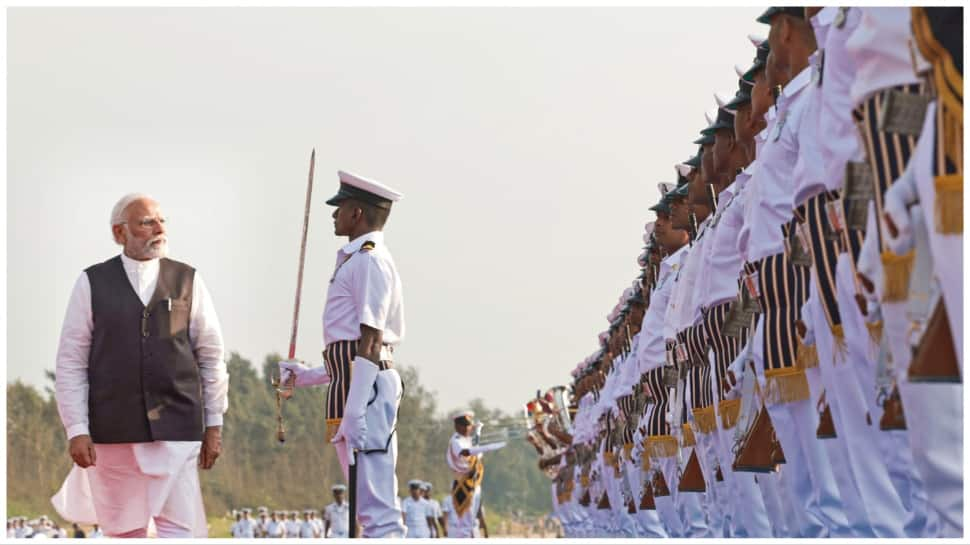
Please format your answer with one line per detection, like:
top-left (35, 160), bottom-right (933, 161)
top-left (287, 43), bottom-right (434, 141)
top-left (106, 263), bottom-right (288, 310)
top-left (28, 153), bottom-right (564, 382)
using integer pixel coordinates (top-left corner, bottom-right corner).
top-left (272, 149), bottom-right (315, 443)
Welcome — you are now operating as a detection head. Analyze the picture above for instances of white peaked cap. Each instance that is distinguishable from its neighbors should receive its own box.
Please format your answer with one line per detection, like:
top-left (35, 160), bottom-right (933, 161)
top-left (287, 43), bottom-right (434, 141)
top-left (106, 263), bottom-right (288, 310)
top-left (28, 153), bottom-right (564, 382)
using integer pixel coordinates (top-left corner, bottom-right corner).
top-left (704, 107), bottom-right (717, 126)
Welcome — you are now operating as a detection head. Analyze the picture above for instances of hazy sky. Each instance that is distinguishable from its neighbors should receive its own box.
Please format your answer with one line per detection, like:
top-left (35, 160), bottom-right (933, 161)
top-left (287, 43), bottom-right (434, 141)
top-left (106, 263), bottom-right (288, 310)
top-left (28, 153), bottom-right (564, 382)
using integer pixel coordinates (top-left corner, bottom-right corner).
top-left (8, 7), bottom-right (763, 417)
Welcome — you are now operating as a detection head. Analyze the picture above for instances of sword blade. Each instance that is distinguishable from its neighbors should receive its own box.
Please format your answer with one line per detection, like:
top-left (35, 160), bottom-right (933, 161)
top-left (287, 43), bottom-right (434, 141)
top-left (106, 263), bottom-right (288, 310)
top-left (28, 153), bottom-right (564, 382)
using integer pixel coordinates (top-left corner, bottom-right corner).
top-left (288, 149), bottom-right (315, 359)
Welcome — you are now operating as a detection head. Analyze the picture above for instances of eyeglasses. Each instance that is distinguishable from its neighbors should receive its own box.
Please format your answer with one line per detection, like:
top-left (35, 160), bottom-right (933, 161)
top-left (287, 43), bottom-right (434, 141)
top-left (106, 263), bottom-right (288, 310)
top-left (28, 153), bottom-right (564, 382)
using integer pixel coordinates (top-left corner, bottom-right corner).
top-left (122, 217), bottom-right (167, 229)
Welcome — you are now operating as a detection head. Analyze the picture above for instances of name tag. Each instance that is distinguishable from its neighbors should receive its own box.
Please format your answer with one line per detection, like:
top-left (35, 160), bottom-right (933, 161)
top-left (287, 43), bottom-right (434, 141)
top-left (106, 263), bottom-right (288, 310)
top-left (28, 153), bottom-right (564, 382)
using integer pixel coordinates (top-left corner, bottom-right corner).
top-left (795, 222), bottom-right (812, 253)
top-left (744, 271), bottom-right (761, 299)
top-left (771, 112), bottom-right (787, 142)
top-left (675, 343), bottom-right (689, 364)
top-left (825, 199), bottom-right (846, 234)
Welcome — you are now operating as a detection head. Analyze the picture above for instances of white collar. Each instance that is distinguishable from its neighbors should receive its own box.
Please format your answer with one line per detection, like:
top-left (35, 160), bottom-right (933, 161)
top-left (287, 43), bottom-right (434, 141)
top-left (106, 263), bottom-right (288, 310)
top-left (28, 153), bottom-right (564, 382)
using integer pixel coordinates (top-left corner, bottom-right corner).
top-left (662, 244), bottom-right (688, 267)
top-left (813, 6), bottom-right (839, 27)
top-left (340, 230), bottom-right (384, 255)
top-left (120, 253), bottom-right (159, 272)
top-left (782, 66), bottom-right (813, 99)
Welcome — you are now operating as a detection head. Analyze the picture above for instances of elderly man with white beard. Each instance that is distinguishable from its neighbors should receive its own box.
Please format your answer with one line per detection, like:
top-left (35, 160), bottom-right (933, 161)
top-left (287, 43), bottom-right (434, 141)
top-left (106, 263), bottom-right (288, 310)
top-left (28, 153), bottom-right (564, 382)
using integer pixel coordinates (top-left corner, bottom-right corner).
top-left (51, 193), bottom-right (229, 538)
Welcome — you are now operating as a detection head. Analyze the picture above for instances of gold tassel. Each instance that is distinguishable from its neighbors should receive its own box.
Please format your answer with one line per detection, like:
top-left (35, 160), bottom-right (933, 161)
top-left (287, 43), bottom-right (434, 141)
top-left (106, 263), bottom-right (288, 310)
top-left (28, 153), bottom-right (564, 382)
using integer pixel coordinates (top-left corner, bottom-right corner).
top-left (681, 423), bottom-right (697, 447)
top-left (831, 324), bottom-right (848, 358)
top-left (692, 405), bottom-right (717, 434)
top-left (580, 474), bottom-right (590, 488)
top-left (646, 435), bottom-right (678, 459)
top-left (797, 337), bottom-right (819, 369)
top-left (603, 451), bottom-right (616, 468)
top-left (881, 250), bottom-right (915, 302)
top-left (866, 320), bottom-right (884, 346)
top-left (718, 398), bottom-right (742, 430)
top-left (935, 174), bottom-right (963, 234)
top-left (325, 418), bottom-right (342, 442)
top-left (641, 455), bottom-right (651, 472)
top-left (764, 366), bottom-right (811, 404)
top-left (623, 443), bottom-right (634, 460)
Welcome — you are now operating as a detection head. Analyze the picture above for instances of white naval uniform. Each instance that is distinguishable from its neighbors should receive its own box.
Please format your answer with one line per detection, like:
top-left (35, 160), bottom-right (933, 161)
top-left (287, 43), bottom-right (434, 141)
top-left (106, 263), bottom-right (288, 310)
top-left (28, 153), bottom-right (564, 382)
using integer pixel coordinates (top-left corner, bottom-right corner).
top-left (284, 519), bottom-right (301, 537)
top-left (882, 102), bottom-right (963, 537)
top-left (439, 494), bottom-right (460, 535)
top-left (402, 496), bottom-right (432, 538)
top-left (325, 230), bottom-right (406, 538)
top-left (51, 253), bottom-right (228, 538)
top-left (425, 497), bottom-right (443, 537)
top-left (446, 433), bottom-right (486, 538)
top-left (324, 501), bottom-right (350, 538)
top-left (237, 517), bottom-right (255, 538)
top-left (265, 520), bottom-right (284, 538)
top-left (298, 519), bottom-right (316, 538)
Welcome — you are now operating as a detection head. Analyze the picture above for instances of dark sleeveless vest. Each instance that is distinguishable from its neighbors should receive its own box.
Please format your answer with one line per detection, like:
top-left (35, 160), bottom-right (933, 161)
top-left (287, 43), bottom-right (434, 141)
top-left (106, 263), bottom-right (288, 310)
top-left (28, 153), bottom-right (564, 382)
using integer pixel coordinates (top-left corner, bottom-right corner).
top-left (85, 256), bottom-right (204, 443)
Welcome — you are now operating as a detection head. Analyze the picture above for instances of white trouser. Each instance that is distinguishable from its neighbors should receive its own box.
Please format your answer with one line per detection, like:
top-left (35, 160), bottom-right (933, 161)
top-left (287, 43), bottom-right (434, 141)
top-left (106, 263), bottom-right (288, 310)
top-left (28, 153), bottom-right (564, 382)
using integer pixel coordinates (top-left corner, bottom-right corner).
top-left (755, 471), bottom-right (790, 537)
top-left (51, 441), bottom-right (206, 538)
top-left (713, 408), bottom-right (773, 537)
top-left (912, 102), bottom-right (962, 373)
top-left (836, 253), bottom-right (938, 536)
top-left (693, 428), bottom-right (727, 537)
top-left (449, 487), bottom-right (481, 538)
top-left (751, 317), bottom-right (846, 537)
top-left (808, 285), bottom-right (910, 537)
top-left (334, 369), bottom-right (406, 539)
top-left (624, 458), bottom-right (667, 537)
top-left (652, 456), bottom-right (685, 537)
top-left (668, 448), bottom-right (709, 537)
top-left (884, 300), bottom-right (963, 538)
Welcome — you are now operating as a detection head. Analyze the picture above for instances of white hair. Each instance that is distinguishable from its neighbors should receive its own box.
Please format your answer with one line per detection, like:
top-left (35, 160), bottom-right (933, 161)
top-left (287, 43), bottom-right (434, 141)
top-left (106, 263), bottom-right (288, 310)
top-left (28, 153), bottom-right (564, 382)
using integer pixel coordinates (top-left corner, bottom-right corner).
top-left (110, 193), bottom-right (155, 226)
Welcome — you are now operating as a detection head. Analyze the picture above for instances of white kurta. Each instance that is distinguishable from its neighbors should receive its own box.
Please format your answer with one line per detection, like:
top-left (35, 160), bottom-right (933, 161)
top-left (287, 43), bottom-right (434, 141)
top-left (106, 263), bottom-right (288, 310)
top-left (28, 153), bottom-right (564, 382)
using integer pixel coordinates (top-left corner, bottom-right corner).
top-left (51, 253), bottom-right (228, 537)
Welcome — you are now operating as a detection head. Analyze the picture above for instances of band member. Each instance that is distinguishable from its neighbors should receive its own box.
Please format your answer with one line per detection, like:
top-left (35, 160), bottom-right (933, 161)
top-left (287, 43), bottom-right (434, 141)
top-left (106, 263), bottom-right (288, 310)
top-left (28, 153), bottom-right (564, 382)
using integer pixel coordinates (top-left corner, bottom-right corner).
top-left (446, 411), bottom-right (489, 538)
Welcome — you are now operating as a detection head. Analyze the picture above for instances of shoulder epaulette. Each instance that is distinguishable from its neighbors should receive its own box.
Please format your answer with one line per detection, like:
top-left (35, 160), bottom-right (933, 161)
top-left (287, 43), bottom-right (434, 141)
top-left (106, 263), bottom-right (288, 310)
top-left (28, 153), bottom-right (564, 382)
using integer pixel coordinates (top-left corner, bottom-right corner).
top-left (361, 241), bottom-right (376, 252)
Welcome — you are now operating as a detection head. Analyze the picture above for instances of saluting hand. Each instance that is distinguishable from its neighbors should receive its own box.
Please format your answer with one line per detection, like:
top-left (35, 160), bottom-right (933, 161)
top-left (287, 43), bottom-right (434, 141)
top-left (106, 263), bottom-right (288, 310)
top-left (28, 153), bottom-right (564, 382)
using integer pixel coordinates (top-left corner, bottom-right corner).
top-left (200, 426), bottom-right (222, 470)
top-left (69, 435), bottom-right (97, 468)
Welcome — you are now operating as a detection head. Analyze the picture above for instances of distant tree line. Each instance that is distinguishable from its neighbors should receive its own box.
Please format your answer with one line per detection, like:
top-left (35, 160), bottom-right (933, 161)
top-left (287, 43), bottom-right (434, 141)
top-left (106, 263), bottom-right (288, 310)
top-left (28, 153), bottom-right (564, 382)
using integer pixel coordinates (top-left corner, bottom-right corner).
top-left (7, 353), bottom-right (552, 522)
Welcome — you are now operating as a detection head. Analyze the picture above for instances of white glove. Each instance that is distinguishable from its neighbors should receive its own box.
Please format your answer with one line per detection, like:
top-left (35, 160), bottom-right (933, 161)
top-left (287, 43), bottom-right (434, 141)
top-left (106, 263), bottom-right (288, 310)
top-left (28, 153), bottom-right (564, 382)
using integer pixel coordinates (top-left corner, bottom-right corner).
top-left (330, 356), bottom-right (380, 450)
top-left (277, 359), bottom-right (331, 388)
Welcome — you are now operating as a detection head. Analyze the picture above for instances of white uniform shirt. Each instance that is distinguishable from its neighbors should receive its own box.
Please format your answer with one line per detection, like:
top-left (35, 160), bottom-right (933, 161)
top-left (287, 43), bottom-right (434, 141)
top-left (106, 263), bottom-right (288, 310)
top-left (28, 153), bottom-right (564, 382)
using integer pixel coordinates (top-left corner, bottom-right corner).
top-left (636, 245), bottom-right (688, 375)
top-left (818, 7), bottom-right (867, 190)
top-left (447, 433), bottom-right (480, 477)
top-left (324, 502), bottom-right (350, 537)
top-left (285, 519), bottom-right (301, 537)
top-left (238, 517), bottom-right (255, 538)
top-left (792, 55), bottom-right (827, 207)
top-left (299, 519), bottom-right (316, 538)
top-left (699, 171), bottom-right (751, 309)
top-left (742, 66), bottom-right (814, 263)
top-left (402, 497), bottom-right (431, 536)
top-left (89, 528), bottom-right (104, 539)
top-left (681, 218), bottom-right (713, 328)
top-left (845, 7), bottom-right (928, 107)
top-left (265, 520), bottom-right (284, 538)
top-left (310, 517), bottom-right (324, 538)
top-left (440, 495), bottom-right (459, 531)
top-left (323, 231), bottom-right (404, 346)
top-left (55, 253), bottom-right (228, 440)
top-left (230, 520), bottom-right (243, 537)
top-left (426, 497), bottom-right (443, 521)
top-left (662, 243), bottom-right (693, 340)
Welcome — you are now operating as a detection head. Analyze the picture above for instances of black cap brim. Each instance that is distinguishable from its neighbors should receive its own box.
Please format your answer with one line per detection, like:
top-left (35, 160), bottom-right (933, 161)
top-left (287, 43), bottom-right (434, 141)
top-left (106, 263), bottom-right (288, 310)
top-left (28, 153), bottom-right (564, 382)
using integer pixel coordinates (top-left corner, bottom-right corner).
top-left (325, 183), bottom-right (393, 210)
